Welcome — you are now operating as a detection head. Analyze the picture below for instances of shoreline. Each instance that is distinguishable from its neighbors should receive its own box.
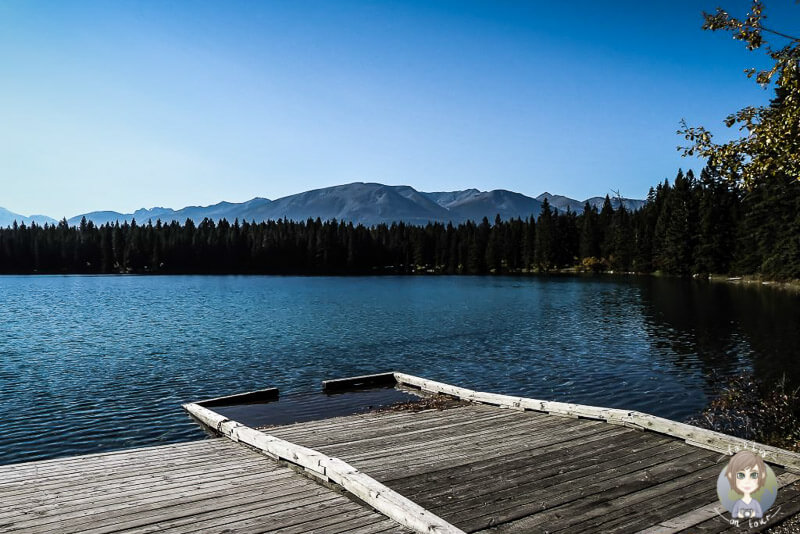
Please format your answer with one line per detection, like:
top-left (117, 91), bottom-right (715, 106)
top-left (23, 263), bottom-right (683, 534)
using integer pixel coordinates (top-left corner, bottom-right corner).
top-left (2, 267), bottom-right (799, 286)
top-left (706, 273), bottom-right (800, 294)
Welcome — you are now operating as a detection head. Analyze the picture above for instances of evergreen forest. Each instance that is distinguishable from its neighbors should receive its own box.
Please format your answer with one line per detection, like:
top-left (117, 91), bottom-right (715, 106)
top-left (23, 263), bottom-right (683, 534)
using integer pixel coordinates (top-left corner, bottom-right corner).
top-left (1, 164), bottom-right (798, 280)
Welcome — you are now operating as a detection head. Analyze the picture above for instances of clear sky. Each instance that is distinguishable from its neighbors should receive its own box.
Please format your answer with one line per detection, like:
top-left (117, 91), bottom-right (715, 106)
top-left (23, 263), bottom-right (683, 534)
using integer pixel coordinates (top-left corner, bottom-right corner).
top-left (1, 1), bottom-right (798, 218)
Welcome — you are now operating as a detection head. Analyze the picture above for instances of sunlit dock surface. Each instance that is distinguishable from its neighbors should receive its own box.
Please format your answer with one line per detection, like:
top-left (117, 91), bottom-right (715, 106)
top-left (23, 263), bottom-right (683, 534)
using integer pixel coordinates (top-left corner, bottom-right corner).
top-left (0, 439), bottom-right (411, 534)
top-left (4, 372), bottom-right (800, 534)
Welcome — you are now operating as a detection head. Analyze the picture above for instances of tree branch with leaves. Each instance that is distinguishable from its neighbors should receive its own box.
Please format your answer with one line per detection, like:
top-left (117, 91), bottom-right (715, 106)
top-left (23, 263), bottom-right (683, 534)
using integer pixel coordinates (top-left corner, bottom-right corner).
top-left (679, 1), bottom-right (800, 187)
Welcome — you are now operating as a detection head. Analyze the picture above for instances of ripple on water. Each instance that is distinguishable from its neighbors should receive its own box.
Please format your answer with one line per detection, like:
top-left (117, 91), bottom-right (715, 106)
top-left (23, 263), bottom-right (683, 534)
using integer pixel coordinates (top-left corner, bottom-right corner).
top-left (0, 274), bottom-right (797, 465)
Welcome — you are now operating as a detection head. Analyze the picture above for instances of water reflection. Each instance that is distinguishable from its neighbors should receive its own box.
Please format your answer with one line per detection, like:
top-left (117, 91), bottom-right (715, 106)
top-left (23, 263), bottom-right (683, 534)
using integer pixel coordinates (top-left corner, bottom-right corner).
top-left (636, 277), bottom-right (800, 388)
top-left (0, 274), bottom-right (797, 465)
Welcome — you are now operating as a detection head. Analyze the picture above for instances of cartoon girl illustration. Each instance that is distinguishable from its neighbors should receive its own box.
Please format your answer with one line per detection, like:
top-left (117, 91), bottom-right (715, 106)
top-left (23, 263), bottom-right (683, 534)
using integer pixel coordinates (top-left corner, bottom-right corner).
top-left (725, 450), bottom-right (768, 519)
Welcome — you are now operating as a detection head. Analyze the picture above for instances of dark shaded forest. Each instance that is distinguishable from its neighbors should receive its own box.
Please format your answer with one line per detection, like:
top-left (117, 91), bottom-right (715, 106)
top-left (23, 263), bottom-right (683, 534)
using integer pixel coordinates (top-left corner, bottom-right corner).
top-left (1, 165), bottom-right (798, 279)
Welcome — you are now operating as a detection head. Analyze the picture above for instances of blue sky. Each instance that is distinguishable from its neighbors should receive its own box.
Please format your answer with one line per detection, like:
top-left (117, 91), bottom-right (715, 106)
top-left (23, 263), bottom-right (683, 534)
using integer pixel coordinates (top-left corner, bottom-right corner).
top-left (1, 1), bottom-right (797, 217)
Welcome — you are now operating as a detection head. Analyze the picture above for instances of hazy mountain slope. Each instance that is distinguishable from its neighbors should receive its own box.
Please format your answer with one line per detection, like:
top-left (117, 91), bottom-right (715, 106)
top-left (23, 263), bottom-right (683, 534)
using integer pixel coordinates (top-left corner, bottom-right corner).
top-left (447, 190), bottom-right (543, 222)
top-left (249, 183), bottom-right (452, 226)
top-left (0, 207), bottom-right (57, 227)
top-left (536, 193), bottom-right (586, 213)
top-left (67, 199), bottom-right (274, 226)
top-left (67, 211), bottom-right (129, 226)
top-left (139, 198), bottom-right (273, 224)
top-left (392, 186), bottom-right (455, 215)
top-left (424, 189), bottom-right (482, 209)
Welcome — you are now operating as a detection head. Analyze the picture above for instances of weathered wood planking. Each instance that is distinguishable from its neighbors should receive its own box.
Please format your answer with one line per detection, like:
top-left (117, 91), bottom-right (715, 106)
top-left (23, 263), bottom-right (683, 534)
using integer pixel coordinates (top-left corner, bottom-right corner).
top-left (264, 400), bottom-right (800, 533)
top-left (0, 438), bottom-right (413, 534)
top-left (392, 372), bottom-right (800, 472)
top-left (669, 477), bottom-right (800, 533)
top-left (634, 472), bottom-right (800, 534)
top-left (183, 402), bottom-right (467, 534)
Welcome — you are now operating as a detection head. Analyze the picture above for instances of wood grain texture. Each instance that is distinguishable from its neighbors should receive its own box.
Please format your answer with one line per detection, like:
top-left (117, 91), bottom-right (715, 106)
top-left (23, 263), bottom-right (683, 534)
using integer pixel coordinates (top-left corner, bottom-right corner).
top-left (0, 438), bottom-right (412, 534)
top-left (183, 402), bottom-right (466, 534)
top-left (263, 389), bottom-right (792, 534)
top-left (392, 372), bottom-right (800, 472)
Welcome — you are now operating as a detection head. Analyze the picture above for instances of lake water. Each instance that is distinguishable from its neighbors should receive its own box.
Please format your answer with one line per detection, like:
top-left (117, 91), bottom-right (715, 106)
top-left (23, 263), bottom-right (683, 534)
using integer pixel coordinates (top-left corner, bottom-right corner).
top-left (1, 275), bottom-right (798, 465)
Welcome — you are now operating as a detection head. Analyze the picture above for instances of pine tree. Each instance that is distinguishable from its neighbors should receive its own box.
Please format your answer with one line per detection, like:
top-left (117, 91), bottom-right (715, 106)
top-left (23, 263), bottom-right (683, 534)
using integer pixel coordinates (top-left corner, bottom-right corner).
top-left (694, 165), bottom-right (739, 274)
top-left (579, 202), bottom-right (600, 260)
top-left (534, 199), bottom-right (554, 271)
top-left (608, 205), bottom-right (634, 271)
top-left (660, 170), bottom-right (695, 275)
top-left (598, 195), bottom-right (614, 261)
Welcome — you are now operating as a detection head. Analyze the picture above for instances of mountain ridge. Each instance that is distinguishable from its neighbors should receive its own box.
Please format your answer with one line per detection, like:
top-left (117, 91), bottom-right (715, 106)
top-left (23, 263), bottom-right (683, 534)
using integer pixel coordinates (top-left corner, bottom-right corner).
top-left (0, 207), bottom-right (57, 228)
top-left (1, 183), bottom-right (645, 228)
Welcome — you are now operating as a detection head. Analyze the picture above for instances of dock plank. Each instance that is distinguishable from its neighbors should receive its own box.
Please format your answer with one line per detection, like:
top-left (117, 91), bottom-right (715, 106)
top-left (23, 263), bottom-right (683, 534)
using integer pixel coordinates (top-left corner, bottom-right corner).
top-left (450, 445), bottom-right (713, 531)
top-left (0, 457), bottom-right (274, 504)
top-left (0, 439), bottom-right (412, 534)
top-left (393, 429), bottom-right (673, 503)
top-left (667, 477), bottom-right (800, 533)
top-left (393, 427), bottom-right (656, 496)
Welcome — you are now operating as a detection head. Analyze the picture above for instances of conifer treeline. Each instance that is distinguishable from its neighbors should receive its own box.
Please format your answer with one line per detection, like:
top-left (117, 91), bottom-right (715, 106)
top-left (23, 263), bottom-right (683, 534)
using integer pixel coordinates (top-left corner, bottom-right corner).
top-left (1, 165), bottom-right (798, 279)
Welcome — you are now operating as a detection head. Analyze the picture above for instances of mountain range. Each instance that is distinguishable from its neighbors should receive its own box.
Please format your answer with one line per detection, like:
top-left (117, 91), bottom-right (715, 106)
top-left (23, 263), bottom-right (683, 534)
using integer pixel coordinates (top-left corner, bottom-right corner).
top-left (1, 183), bottom-right (645, 228)
top-left (0, 207), bottom-right (57, 228)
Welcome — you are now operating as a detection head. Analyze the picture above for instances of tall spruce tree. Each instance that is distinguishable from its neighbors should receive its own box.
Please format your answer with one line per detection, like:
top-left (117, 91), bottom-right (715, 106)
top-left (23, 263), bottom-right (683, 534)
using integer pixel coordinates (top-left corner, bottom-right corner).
top-left (534, 199), bottom-right (555, 271)
top-left (579, 202), bottom-right (601, 260)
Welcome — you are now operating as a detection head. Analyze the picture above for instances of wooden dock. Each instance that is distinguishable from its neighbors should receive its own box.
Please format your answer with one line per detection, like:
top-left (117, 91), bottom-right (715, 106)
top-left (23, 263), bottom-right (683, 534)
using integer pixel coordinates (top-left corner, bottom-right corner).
top-left (4, 371), bottom-right (800, 534)
top-left (264, 401), bottom-right (800, 533)
top-left (0, 438), bottom-right (411, 534)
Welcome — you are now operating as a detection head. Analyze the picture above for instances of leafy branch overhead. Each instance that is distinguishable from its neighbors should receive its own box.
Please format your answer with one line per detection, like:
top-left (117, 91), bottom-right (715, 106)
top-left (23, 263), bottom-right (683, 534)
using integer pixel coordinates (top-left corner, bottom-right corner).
top-left (679, 0), bottom-right (800, 186)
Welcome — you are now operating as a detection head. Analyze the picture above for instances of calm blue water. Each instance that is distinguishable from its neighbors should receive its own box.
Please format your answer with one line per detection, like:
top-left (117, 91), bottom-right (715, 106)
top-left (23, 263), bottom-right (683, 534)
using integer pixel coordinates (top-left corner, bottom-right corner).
top-left (1, 275), bottom-right (798, 465)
